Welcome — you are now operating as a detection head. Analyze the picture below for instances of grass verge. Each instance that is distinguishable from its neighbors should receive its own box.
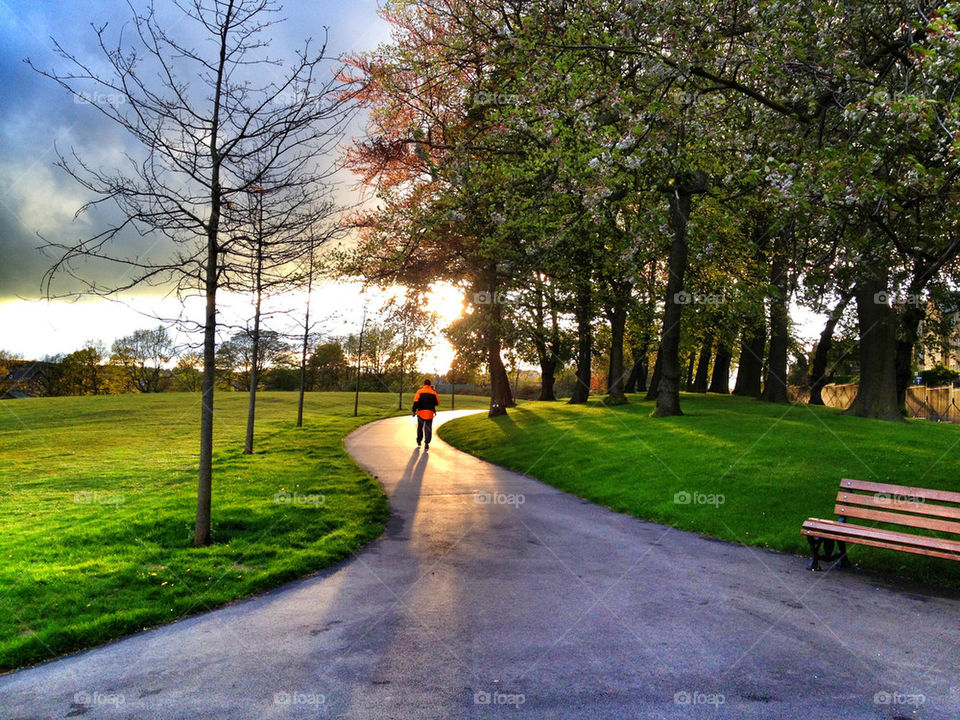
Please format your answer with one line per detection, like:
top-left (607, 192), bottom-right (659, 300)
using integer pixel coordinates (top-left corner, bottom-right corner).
top-left (439, 393), bottom-right (960, 588)
top-left (0, 390), bottom-right (488, 671)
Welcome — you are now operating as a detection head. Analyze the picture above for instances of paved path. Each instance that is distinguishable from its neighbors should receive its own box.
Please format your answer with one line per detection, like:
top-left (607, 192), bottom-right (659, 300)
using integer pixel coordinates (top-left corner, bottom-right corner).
top-left (2, 410), bottom-right (960, 719)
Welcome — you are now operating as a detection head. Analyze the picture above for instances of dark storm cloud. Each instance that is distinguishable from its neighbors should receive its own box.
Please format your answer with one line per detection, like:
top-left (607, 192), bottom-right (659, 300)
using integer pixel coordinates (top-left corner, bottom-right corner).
top-left (0, 0), bottom-right (389, 300)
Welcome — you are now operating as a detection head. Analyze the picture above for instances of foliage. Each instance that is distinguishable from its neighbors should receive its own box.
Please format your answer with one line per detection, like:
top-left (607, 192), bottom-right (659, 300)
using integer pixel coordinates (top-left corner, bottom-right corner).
top-left (110, 326), bottom-right (175, 393)
top-left (919, 364), bottom-right (960, 387)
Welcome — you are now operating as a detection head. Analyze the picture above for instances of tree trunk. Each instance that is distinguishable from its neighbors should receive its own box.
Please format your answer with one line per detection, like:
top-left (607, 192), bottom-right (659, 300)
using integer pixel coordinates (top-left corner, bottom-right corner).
top-left (645, 348), bottom-right (662, 400)
top-left (846, 273), bottom-right (903, 421)
top-left (761, 231), bottom-right (790, 403)
top-left (485, 264), bottom-right (514, 416)
top-left (708, 342), bottom-right (731, 394)
top-left (297, 240), bottom-right (314, 428)
top-left (296, 301), bottom-right (310, 426)
top-left (196, 223), bottom-right (217, 547)
top-left (606, 293), bottom-right (629, 405)
top-left (655, 184), bottom-right (698, 417)
top-left (534, 277), bottom-right (558, 401)
top-left (569, 278), bottom-right (592, 404)
top-left (894, 240), bottom-right (960, 407)
top-left (895, 302), bottom-right (926, 410)
top-left (808, 293), bottom-right (851, 405)
top-left (625, 338), bottom-right (649, 394)
top-left (397, 322), bottom-right (407, 411)
top-left (539, 356), bottom-right (557, 401)
top-left (244, 235), bottom-right (264, 454)
top-left (691, 340), bottom-right (711, 393)
top-left (685, 351), bottom-right (696, 391)
top-left (487, 337), bottom-right (513, 417)
top-left (733, 318), bottom-right (765, 397)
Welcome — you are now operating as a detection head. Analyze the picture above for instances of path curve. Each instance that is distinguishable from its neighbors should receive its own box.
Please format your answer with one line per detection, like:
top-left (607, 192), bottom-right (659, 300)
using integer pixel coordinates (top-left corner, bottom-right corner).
top-left (1, 410), bottom-right (959, 719)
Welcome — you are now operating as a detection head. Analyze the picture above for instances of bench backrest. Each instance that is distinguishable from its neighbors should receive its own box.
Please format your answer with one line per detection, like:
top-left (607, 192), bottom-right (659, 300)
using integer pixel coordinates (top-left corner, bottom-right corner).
top-left (834, 478), bottom-right (960, 536)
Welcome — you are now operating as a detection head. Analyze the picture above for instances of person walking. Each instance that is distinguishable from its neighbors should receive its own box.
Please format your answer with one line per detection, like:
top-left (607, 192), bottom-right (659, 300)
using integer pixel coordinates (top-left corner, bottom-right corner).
top-left (411, 378), bottom-right (440, 449)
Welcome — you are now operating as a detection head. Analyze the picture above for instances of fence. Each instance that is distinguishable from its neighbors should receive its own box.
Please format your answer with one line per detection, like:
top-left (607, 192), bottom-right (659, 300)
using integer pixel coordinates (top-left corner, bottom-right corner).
top-left (905, 385), bottom-right (960, 423)
top-left (798, 383), bottom-right (960, 423)
top-left (821, 382), bottom-right (859, 410)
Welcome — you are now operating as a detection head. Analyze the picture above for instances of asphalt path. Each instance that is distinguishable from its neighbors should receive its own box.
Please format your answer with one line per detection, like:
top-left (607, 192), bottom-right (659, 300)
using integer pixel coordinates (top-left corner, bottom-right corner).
top-left (1, 409), bottom-right (959, 719)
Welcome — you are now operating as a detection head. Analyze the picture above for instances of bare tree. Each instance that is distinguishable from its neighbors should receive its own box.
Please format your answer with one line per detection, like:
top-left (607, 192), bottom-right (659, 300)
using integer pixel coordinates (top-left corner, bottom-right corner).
top-left (221, 168), bottom-right (345, 453)
top-left (29, 0), bottom-right (352, 545)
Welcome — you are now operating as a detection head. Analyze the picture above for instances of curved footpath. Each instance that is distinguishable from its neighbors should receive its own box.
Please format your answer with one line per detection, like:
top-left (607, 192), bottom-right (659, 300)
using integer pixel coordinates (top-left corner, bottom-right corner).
top-left (1, 410), bottom-right (959, 719)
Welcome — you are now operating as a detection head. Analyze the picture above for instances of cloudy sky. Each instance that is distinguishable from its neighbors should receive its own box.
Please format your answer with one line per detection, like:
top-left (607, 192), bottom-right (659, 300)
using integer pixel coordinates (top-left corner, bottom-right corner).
top-left (0, 0), bottom-right (470, 366)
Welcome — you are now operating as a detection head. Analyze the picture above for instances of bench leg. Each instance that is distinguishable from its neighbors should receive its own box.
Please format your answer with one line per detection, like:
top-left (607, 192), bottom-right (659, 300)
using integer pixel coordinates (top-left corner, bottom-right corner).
top-left (807, 536), bottom-right (822, 571)
top-left (806, 536), bottom-right (850, 571)
top-left (837, 540), bottom-right (850, 568)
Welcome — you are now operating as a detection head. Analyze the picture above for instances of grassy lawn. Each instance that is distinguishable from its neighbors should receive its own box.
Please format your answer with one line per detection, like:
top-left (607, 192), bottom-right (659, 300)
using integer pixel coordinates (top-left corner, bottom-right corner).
top-left (0, 390), bottom-right (488, 672)
top-left (439, 393), bottom-right (960, 588)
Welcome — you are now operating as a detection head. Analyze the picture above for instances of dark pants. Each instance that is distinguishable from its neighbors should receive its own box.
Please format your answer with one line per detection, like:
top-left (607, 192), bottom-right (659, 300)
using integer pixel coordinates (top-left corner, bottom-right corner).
top-left (417, 416), bottom-right (433, 445)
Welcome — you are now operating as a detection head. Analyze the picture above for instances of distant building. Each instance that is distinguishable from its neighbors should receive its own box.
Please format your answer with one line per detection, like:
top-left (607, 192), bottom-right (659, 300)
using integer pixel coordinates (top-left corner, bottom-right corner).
top-left (1, 363), bottom-right (49, 399)
top-left (917, 307), bottom-right (960, 372)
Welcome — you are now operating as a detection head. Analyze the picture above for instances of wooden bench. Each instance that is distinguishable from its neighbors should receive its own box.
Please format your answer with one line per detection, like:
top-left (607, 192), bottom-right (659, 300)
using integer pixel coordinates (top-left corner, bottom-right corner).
top-left (801, 478), bottom-right (960, 571)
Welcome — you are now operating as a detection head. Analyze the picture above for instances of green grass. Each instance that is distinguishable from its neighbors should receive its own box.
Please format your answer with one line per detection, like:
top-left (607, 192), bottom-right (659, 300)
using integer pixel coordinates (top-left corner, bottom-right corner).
top-left (0, 390), bottom-right (489, 671)
top-left (439, 393), bottom-right (960, 588)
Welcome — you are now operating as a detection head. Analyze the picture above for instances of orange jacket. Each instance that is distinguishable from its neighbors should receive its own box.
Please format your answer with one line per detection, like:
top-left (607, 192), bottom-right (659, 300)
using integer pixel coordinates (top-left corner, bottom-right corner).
top-left (412, 385), bottom-right (440, 419)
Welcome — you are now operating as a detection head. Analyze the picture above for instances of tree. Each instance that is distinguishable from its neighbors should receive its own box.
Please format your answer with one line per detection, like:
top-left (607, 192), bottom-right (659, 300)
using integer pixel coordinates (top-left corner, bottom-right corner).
top-left (384, 293), bottom-right (437, 411)
top-left (223, 154), bottom-right (344, 450)
top-left (111, 326), bottom-right (175, 393)
top-left (340, 0), bottom-right (535, 417)
top-left (60, 343), bottom-right (107, 396)
top-left (0, 352), bottom-right (21, 396)
top-left (217, 330), bottom-right (290, 391)
top-left (306, 341), bottom-right (348, 391)
top-left (173, 352), bottom-right (204, 393)
top-left (32, 0), bottom-right (351, 544)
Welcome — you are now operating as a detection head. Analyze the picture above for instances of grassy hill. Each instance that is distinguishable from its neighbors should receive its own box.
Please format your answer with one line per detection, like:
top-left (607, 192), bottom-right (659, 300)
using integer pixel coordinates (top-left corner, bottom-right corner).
top-left (439, 393), bottom-right (960, 588)
top-left (0, 390), bottom-right (488, 671)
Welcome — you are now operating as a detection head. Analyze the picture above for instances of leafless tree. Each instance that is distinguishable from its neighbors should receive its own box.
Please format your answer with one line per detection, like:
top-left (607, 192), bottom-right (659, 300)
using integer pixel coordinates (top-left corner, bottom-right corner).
top-left (29, 0), bottom-right (353, 545)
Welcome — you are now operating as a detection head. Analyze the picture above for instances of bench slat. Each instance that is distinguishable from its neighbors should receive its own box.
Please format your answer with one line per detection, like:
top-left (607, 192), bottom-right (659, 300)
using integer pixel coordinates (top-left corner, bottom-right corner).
top-left (802, 519), bottom-right (960, 554)
top-left (841, 478), bottom-right (960, 506)
top-left (802, 525), bottom-right (960, 562)
top-left (832, 503), bottom-right (960, 535)
top-left (833, 490), bottom-right (960, 521)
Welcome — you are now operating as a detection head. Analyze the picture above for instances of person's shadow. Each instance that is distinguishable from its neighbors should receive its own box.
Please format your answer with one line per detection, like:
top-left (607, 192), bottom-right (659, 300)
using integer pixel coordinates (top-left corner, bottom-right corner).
top-left (385, 448), bottom-right (429, 540)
